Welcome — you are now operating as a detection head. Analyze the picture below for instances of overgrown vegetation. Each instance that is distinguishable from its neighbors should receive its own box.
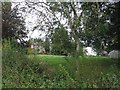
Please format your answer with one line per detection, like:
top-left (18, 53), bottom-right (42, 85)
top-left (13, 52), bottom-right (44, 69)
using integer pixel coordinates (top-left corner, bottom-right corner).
top-left (2, 39), bottom-right (120, 88)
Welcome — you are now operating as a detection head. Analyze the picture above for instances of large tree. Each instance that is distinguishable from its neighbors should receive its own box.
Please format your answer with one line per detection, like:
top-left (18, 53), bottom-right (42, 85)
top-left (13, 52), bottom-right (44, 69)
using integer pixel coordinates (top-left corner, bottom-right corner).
top-left (80, 2), bottom-right (110, 53)
top-left (21, 2), bottom-right (84, 57)
top-left (2, 2), bottom-right (27, 47)
top-left (108, 2), bottom-right (120, 51)
top-left (48, 2), bottom-right (85, 57)
top-left (81, 2), bottom-right (120, 52)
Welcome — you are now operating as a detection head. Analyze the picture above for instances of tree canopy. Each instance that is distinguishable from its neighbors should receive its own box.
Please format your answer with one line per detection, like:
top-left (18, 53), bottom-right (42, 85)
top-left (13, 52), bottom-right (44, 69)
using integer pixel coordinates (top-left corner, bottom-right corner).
top-left (51, 27), bottom-right (72, 55)
top-left (2, 2), bottom-right (28, 47)
top-left (2, 1), bottom-right (120, 55)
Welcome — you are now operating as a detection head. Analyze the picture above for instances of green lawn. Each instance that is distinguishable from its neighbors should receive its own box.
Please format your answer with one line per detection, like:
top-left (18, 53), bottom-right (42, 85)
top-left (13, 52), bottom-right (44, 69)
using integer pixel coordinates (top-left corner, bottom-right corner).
top-left (29, 55), bottom-right (111, 65)
top-left (29, 55), bottom-right (119, 82)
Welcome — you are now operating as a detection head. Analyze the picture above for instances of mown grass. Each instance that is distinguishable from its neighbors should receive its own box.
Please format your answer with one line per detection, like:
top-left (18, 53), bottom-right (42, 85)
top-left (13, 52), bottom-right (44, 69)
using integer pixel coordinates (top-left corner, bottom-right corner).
top-left (29, 55), bottom-right (112, 65)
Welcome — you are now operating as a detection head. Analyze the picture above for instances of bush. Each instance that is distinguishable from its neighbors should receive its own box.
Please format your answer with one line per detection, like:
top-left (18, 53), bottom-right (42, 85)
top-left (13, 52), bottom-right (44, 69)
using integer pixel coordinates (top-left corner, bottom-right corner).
top-left (2, 39), bottom-right (55, 88)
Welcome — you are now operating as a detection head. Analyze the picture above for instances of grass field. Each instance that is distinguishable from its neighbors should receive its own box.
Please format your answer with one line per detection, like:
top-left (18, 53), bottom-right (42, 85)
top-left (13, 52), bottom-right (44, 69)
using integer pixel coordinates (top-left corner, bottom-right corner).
top-left (29, 55), bottom-right (112, 65)
top-left (29, 55), bottom-right (119, 83)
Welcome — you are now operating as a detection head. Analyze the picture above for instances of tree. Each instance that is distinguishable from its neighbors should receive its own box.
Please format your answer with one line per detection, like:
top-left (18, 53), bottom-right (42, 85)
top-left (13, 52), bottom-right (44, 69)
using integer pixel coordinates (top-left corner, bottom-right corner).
top-left (108, 2), bottom-right (120, 51)
top-left (81, 3), bottom-right (103, 51)
top-left (51, 27), bottom-right (71, 55)
top-left (20, 2), bottom-right (86, 57)
top-left (2, 2), bottom-right (27, 47)
top-left (81, 2), bottom-right (120, 52)
top-left (48, 2), bottom-right (85, 57)
top-left (80, 2), bottom-right (113, 54)
top-left (44, 37), bottom-right (50, 54)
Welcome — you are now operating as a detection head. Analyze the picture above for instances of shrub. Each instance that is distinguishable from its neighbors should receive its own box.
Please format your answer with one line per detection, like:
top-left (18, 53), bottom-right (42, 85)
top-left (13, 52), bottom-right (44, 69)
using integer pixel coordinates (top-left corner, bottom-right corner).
top-left (2, 39), bottom-right (55, 88)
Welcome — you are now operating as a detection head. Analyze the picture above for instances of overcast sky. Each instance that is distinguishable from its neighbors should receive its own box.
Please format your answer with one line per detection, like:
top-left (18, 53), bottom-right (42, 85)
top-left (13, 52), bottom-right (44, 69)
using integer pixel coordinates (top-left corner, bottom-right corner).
top-left (12, 1), bottom-right (46, 39)
top-left (12, 1), bottom-right (71, 39)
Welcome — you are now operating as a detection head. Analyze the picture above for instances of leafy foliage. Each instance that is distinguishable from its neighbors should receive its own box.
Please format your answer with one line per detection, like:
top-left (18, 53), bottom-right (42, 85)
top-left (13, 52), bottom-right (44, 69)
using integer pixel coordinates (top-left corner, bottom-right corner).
top-left (51, 27), bottom-right (72, 55)
top-left (81, 2), bottom-right (120, 52)
top-left (108, 2), bottom-right (120, 50)
top-left (2, 2), bottom-right (28, 47)
top-left (44, 37), bottom-right (50, 54)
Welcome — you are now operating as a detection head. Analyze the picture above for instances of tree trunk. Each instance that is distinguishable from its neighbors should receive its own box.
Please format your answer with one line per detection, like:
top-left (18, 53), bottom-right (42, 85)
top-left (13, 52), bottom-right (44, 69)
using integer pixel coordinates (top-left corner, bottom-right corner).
top-left (70, 27), bottom-right (81, 58)
top-left (76, 39), bottom-right (80, 57)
